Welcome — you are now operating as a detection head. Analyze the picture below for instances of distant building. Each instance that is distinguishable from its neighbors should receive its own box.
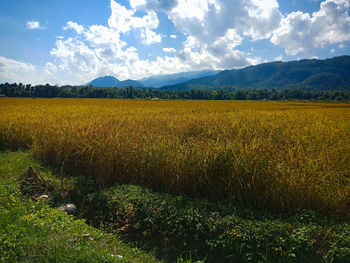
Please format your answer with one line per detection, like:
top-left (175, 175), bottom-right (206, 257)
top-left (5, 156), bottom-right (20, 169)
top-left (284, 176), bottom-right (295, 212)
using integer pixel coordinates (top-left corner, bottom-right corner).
top-left (0, 94), bottom-right (6, 98)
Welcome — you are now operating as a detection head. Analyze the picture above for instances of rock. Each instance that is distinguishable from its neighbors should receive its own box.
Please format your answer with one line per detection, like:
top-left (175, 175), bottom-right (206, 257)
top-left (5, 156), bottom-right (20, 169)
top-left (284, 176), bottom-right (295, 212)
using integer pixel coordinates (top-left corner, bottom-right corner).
top-left (57, 203), bottom-right (77, 215)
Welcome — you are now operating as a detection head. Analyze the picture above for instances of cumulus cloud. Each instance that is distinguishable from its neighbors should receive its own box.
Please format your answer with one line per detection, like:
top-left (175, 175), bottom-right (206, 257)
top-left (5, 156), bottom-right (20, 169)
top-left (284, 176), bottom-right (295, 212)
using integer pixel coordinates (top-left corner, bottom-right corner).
top-left (163, 47), bottom-right (176, 53)
top-left (0, 56), bottom-right (37, 84)
top-left (44, 62), bottom-right (58, 75)
top-left (44, 0), bottom-right (261, 84)
top-left (107, 0), bottom-right (161, 44)
top-left (50, 38), bottom-right (102, 78)
top-left (177, 33), bottom-right (259, 70)
top-left (84, 25), bottom-right (127, 60)
top-left (0, 56), bottom-right (66, 85)
top-left (108, 0), bottom-right (159, 33)
top-left (134, 0), bottom-right (349, 56)
top-left (271, 0), bottom-right (350, 55)
top-left (135, 0), bottom-right (282, 45)
top-left (5, 0), bottom-right (350, 85)
top-left (128, 0), bottom-right (267, 70)
top-left (130, 0), bottom-right (178, 11)
top-left (63, 21), bottom-right (84, 34)
top-left (141, 28), bottom-right (162, 44)
top-left (26, 20), bottom-right (45, 30)
top-left (50, 35), bottom-right (190, 83)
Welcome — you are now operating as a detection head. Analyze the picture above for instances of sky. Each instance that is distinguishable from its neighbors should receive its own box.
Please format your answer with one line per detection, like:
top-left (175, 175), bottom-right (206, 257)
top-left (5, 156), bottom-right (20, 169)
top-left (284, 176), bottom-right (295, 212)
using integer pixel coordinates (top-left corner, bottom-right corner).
top-left (0, 0), bottom-right (349, 85)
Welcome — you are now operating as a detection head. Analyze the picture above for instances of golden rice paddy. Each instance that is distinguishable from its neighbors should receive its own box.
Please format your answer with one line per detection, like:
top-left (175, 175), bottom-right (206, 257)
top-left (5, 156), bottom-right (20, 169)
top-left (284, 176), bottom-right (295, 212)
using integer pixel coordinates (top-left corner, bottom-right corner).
top-left (1, 98), bottom-right (350, 217)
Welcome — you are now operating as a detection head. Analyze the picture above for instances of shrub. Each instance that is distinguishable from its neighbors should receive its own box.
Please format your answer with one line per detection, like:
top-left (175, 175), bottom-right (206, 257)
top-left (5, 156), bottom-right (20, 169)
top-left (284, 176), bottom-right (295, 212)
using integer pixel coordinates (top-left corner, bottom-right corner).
top-left (86, 184), bottom-right (350, 262)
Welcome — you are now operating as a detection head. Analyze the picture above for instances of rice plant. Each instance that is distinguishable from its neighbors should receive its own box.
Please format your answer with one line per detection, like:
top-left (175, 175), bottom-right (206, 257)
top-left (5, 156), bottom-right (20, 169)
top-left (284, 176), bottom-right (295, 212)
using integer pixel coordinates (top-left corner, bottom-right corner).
top-left (1, 98), bottom-right (349, 217)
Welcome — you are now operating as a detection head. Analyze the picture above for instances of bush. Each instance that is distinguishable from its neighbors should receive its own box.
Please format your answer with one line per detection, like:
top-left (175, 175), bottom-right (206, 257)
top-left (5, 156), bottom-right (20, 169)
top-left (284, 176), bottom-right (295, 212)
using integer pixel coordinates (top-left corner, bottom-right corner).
top-left (0, 151), bottom-right (160, 263)
top-left (86, 185), bottom-right (350, 262)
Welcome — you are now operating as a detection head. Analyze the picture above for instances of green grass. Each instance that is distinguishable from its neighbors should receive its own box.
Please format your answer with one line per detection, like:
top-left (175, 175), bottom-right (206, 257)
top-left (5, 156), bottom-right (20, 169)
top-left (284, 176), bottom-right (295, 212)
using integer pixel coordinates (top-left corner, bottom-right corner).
top-left (2, 151), bottom-right (350, 263)
top-left (0, 151), bottom-right (41, 178)
top-left (87, 185), bottom-right (350, 263)
top-left (0, 151), bottom-right (160, 263)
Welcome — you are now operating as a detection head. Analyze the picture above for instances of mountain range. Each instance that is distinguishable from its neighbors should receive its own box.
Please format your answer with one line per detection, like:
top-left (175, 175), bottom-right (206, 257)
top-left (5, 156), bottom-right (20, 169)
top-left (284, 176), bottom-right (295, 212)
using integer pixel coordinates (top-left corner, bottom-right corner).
top-left (86, 70), bottom-right (220, 88)
top-left (161, 56), bottom-right (350, 91)
top-left (86, 76), bottom-right (145, 88)
top-left (138, 70), bottom-right (220, 88)
top-left (86, 56), bottom-right (350, 91)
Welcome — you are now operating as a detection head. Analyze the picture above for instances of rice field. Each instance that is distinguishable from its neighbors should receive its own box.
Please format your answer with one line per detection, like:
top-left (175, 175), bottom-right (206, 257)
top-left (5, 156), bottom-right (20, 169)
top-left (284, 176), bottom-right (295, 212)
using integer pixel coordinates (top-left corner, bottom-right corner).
top-left (1, 98), bottom-right (350, 217)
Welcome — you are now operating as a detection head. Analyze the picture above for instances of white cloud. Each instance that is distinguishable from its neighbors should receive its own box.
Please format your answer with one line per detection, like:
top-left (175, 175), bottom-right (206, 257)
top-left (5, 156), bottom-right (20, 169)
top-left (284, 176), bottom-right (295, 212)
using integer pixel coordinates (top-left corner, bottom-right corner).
top-left (0, 56), bottom-right (66, 85)
top-left (13, 0), bottom-right (271, 84)
top-left (108, 0), bottom-right (159, 33)
top-left (130, 0), bottom-right (178, 11)
top-left (162, 47), bottom-right (176, 53)
top-left (210, 29), bottom-right (243, 53)
top-left (45, 0), bottom-right (263, 84)
top-left (141, 28), bottom-right (162, 44)
top-left (0, 56), bottom-right (38, 84)
top-left (135, 0), bottom-right (349, 57)
top-left (50, 38), bottom-right (102, 80)
top-left (50, 32), bottom-right (189, 83)
top-left (148, 0), bottom-right (282, 45)
top-left (271, 0), bottom-right (350, 55)
top-left (84, 25), bottom-right (127, 60)
top-left (177, 33), bottom-right (259, 70)
top-left (330, 48), bottom-right (335, 53)
top-left (63, 21), bottom-right (84, 34)
top-left (107, 0), bottom-right (161, 45)
top-left (129, 0), bottom-right (277, 70)
top-left (170, 0), bottom-right (210, 20)
top-left (43, 62), bottom-right (58, 75)
top-left (5, 0), bottom-right (350, 86)
top-left (243, 0), bottom-right (282, 39)
top-left (26, 20), bottom-right (44, 30)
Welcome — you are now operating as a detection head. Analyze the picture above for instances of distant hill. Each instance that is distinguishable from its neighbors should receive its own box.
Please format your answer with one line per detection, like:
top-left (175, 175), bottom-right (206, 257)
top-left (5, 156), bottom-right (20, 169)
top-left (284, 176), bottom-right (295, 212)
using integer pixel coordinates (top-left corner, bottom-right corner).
top-left (86, 76), bottom-right (144, 88)
top-left (119, 79), bottom-right (145, 88)
top-left (138, 70), bottom-right (220, 88)
top-left (161, 56), bottom-right (350, 91)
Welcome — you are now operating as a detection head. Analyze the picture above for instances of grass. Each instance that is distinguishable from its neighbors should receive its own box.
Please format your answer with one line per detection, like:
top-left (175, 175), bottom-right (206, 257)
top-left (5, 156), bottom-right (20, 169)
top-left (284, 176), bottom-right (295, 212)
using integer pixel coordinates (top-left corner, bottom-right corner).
top-left (2, 151), bottom-right (350, 262)
top-left (1, 99), bottom-right (350, 218)
top-left (0, 150), bottom-right (160, 263)
top-left (86, 184), bottom-right (350, 263)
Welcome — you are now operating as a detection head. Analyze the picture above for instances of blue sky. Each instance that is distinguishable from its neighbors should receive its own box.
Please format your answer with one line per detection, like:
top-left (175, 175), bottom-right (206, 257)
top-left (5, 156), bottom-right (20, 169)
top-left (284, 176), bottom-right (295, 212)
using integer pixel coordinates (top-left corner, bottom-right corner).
top-left (0, 0), bottom-right (349, 85)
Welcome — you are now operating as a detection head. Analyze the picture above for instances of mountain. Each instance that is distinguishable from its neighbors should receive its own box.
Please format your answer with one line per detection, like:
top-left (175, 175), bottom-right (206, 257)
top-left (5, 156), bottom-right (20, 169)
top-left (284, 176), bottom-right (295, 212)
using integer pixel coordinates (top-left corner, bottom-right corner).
top-left (86, 76), bottom-right (119, 87)
top-left (160, 56), bottom-right (350, 91)
top-left (119, 79), bottom-right (145, 88)
top-left (86, 76), bottom-right (144, 88)
top-left (138, 70), bottom-right (221, 88)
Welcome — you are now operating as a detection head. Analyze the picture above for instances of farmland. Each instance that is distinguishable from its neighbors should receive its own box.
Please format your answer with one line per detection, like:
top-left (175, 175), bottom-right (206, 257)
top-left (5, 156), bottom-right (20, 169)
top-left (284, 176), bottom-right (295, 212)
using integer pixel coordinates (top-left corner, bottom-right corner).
top-left (1, 98), bottom-right (350, 217)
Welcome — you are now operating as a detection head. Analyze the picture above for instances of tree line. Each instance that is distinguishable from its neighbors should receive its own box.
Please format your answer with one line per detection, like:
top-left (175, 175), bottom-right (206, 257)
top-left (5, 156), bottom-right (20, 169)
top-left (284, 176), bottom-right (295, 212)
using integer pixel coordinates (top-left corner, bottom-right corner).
top-left (1, 82), bottom-right (350, 101)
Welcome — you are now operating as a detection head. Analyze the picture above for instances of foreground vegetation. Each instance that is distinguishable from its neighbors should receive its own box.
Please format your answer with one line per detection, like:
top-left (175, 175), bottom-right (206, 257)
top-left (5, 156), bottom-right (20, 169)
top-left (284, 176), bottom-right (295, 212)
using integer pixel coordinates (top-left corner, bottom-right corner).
top-left (88, 184), bottom-right (350, 262)
top-left (2, 151), bottom-right (350, 262)
top-left (0, 151), bottom-right (160, 263)
top-left (1, 99), bottom-right (350, 219)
